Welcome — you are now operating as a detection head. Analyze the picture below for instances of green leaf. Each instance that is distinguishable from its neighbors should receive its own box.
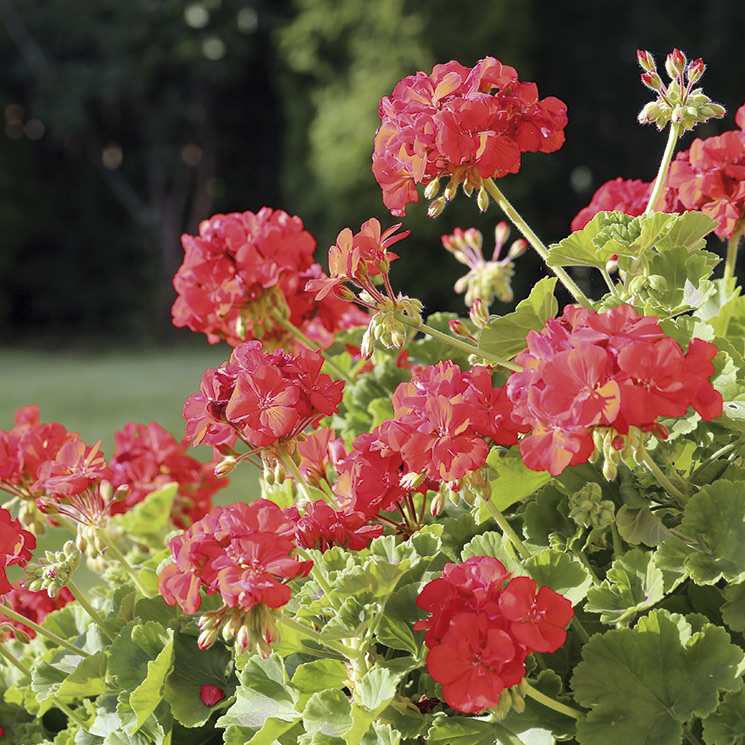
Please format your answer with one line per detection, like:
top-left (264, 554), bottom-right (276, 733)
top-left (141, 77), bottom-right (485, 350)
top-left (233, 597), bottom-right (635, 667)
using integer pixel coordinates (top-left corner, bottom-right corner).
top-left (524, 549), bottom-right (593, 605)
top-left (426, 717), bottom-right (503, 745)
top-left (461, 531), bottom-right (525, 576)
top-left (702, 686), bottom-right (745, 745)
top-left (722, 583), bottom-right (745, 634)
top-left (585, 548), bottom-right (664, 625)
top-left (547, 211), bottom-right (620, 268)
top-left (408, 312), bottom-right (473, 368)
top-left (572, 610), bottom-right (745, 745)
top-left (654, 535), bottom-right (694, 593)
top-left (487, 447), bottom-right (552, 511)
top-left (164, 632), bottom-right (232, 728)
top-left (373, 584), bottom-right (422, 655)
top-left (216, 654), bottom-right (299, 729)
top-left (108, 482), bottom-right (177, 541)
top-left (291, 660), bottom-right (348, 696)
top-left (679, 480), bottom-right (745, 584)
top-left (360, 722), bottom-right (401, 745)
top-left (616, 506), bottom-right (672, 547)
top-left (523, 487), bottom-right (579, 549)
top-left (478, 277), bottom-right (558, 360)
top-left (356, 669), bottom-right (401, 714)
top-left (124, 636), bottom-right (174, 734)
top-left (655, 211), bottom-right (718, 252)
top-left (303, 689), bottom-right (352, 737)
top-left (108, 621), bottom-right (173, 692)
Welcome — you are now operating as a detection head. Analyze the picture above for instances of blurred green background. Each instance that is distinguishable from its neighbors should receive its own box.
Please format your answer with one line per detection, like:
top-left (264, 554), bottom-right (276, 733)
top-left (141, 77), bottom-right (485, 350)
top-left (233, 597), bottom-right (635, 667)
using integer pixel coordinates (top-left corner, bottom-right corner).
top-left (0, 0), bottom-right (743, 453)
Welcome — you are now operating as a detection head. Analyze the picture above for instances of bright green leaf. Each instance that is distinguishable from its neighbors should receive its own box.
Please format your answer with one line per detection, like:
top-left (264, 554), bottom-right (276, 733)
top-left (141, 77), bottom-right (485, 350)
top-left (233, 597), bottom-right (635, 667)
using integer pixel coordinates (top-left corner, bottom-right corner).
top-left (572, 610), bottom-right (745, 745)
top-left (302, 689), bottom-right (352, 737)
top-left (616, 506), bottom-right (672, 547)
top-left (356, 669), bottom-right (401, 713)
top-left (478, 277), bottom-right (558, 360)
top-left (585, 548), bottom-right (664, 625)
top-left (291, 660), bottom-right (348, 696)
top-left (461, 531), bottom-right (525, 576)
top-left (487, 447), bottom-right (552, 511)
top-left (525, 549), bottom-right (593, 605)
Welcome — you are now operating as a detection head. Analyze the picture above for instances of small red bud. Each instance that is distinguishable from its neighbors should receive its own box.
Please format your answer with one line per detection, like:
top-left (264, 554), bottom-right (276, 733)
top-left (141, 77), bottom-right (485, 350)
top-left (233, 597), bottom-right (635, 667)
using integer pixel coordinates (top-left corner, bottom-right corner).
top-left (636, 49), bottom-right (656, 72)
top-left (199, 684), bottom-right (227, 707)
top-left (665, 49), bottom-right (687, 79)
top-left (687, 58), bottom-right (705, 83)
top-left (640, 71), bottom-right (662, 92)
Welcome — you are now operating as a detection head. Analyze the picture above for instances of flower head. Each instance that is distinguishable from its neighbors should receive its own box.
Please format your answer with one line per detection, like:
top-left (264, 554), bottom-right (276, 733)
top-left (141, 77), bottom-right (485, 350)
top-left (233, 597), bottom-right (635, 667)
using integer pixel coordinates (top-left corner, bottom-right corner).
top-left (0, 508), bottom-right (36, 596)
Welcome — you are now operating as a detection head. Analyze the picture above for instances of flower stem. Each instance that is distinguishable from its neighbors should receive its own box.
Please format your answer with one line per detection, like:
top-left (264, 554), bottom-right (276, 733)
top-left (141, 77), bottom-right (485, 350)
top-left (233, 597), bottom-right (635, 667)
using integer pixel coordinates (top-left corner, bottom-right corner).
top-left (641, 451), bottom-right (690, 506)
top-left (481, 498), bottom-right (531, 560)
top-left (523, 681), bottom-right (582, 720)
top-left (396, 313), bottom-right (521, 372)
top-left (644, 120), bottom-right (682, 214)
top-left (482, 178), bottom-right (591, 308)
top-left (277, 447), bottom-right (315, 504)
top-left (0, 601), bottom-right (90, 657)
top-left (0, 645), bottom-right (89, 730)
top-left (268, 308), bottom-right (353, 383)
top-left (278, 614), bottom-right (356, 658)
top-left (97, 530), bottom-right (153, 597)
top-left (723, 227), bottom-right (743, 282)
top-left (68, 579), bottom-right (116, 641)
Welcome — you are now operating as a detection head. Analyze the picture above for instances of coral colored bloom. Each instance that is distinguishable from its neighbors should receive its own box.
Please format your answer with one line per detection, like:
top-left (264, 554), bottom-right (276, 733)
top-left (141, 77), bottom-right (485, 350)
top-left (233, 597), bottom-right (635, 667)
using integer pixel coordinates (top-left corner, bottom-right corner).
top-left (0, 508), bottom-right (36, 596)
top-left (32, 440), bottom-right (111, 497)
top-left (0, 585), bottom-right (74, 639)
top-left (373, 57), bottom-right (567, 216)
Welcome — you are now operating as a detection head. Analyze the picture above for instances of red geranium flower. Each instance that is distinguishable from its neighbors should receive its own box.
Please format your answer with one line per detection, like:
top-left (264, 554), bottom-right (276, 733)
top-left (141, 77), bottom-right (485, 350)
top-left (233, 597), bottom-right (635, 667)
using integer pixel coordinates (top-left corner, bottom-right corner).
top-left (0, 508), bottom-right (36, 596)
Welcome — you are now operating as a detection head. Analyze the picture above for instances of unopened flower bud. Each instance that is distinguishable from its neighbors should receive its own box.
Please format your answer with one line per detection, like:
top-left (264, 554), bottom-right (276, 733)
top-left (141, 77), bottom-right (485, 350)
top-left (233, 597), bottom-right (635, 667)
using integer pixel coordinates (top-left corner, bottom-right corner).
top-left (469, 298), bottom-right (490, 328)
top-left (274, 461), bottom-right (285, 485)
top-left (444, 177), bottom-right (459, 202)
top-left (424, 178), bottom-right (440, 200)
top-left (428, 197), bottom-right (446, 218)
top-left (401, 471), bottom-right (427, 490)
top-left (687, 58), bottom-right (705, 83)
top-left (494, 221), bottom-right (510, 248)
top-left (638, 101), bottom-right (662, 125)
top-left (637, 49), bottom-right (656, 73)
top-left (507, 238), bottom-right (528, 260)
top-left (198, 625), bottom-right (219, 650)
top-left (640, 71), bottom-right (662, 92)
top-left (214, 456), bottom-right (237, 478)
top-left (477, 186), bottom-right (489, 213)
top-left (448, 319), bottom-right (472, 339)
top-left (666, 49), bottom-right (687, 79)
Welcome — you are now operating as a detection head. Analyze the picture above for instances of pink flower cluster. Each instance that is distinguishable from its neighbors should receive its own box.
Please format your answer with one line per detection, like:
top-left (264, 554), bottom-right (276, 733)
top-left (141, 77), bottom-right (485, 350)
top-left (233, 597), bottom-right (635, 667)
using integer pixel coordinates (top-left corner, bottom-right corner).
top-left (0, 508), bottom-right (36, 596)
top-left (0, 585), bottom-right (74, 638)
top-left (373, 57), bottom-right (568, 216)
top-left (172, 207), bottom-right (367, 348)
top-left (415, 556), bottom-right (573, 714)
top-left (183, 340), bottom-right (345, 452)
top-left (109, 421), bottom-right (226, 528)
top-left (159, 499), bottom-right (313, 618)
top-left (333, 361), bottom-right (527, 521)
top-left (506, 305), bottom-right (722, 474)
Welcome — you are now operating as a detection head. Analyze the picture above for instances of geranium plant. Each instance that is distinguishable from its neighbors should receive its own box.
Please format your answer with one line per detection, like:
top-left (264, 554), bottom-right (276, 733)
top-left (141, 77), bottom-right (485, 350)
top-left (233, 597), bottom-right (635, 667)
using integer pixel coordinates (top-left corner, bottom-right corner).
top-left (1, 48), bottom-right (745, 745)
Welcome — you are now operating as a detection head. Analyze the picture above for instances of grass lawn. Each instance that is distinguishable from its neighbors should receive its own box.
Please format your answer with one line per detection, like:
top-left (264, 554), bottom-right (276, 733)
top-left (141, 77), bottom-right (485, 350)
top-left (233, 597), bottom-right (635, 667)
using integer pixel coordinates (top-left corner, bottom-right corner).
top-left (0, 345), bottom-right (262, 504)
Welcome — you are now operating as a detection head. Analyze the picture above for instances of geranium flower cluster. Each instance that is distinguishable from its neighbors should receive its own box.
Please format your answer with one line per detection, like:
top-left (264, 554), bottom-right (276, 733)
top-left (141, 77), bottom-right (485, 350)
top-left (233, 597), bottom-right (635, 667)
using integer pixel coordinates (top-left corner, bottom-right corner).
top-left (158, 499), bottom-right (313, 651)
top-left (183, 340), bottom-right (345, 457)
top-left (172, 207), bottom-right (367, 348)
top-left (505, 304), bottom-right (723, 475)
top-left (0, 585), bottom-right (73, 639)
top-left (109, 421), bottom-right (225, 528)
top-left (668, 103), bottom-right (745, 239)
top-left (0, 507), bottom-right (36, 597)
top-left (415, 556), bottom-right (573, 714)
top-left (373, 56), bottom-right (568, 216)
top-left (332, 361), bottom-right (527, 527)
top-left (571, 178), bottom-right (656, 232)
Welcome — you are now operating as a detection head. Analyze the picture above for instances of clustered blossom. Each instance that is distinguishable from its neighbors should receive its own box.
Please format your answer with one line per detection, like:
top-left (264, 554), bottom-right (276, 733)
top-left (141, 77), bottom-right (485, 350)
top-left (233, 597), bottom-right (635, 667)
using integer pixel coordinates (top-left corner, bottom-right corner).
top-left (172, 207), bottom-right (367, 348)
top-left (109, 421), bottom-right (226, 528)
top-left (505, 304), bottom-right (723, 475)
top-left (571, 178), bottom-right (656, 232)
top-left (158, 499), bottom-right (312, 651)
top-left (373, 56), bottom-right (568, 216)
top-left (668, 103), bottom-right (745, 239)
top-left (0, 585), bottom-right (74, 639)
top-left (0, 507), bottom-right (36, 596)
top-left (183, 341), bottom-right (345, 461)
top-left (332, 361), bottom-right (527, 527)
top-left (415, 556), bottom-right (573, 714)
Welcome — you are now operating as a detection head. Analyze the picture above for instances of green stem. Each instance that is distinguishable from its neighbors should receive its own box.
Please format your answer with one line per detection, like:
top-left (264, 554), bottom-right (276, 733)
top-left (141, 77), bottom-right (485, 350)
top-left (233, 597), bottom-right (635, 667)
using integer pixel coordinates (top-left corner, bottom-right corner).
top-left (277, 447), bottom-right (315, 504)
top-left (0, 601), bottom-right (89, 657)
top-left (278, 615), bottom-right (356, 658)
top-left (97, 530), bottom-right (153, 597)
top-left (690, 439), bottom-right (742, 482)
top-left (481, 498), bottom-right (531, 560)
top-left (68, 579), bottom-right (116, 641)
top-left (268, 309), bottom-right (353, 383)
top-left (644, 120), bottom-right (682, 214)
top-left (482, 178), bottom-right (592, 308)
top-left (641, 450), bottom-right (690, 506)
top-left (610, 521), bottom-right (624, 557)
top-left (396, 313), bottom-right (521, 372)
top-left (723, 227), bottom-right (744, 283)
top-left (523, 681), bottom-right (582, 720)
top-left (570, 616), bottom-right (591, 644)
top-left (600, 266), bottom-right (619, 297)
top-left (682, 724), bottom-right (704, 745)
top-left (0, 645), bottom-right (89, 731)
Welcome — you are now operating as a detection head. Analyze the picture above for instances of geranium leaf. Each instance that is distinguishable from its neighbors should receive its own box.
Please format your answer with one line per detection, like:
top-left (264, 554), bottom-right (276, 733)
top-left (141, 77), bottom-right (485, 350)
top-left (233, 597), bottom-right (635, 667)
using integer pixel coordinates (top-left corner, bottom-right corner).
top-left (585, 548), bottom-right (664, 625)
top-left (655, 211), bottom-right (718, 252)
top-left (547, 212), bottom-right (619, 268)
top-left (487, 447), bottom-right (552, 511)
top-left (291, 660), bottom-right (348, 697)
top-left (525, 549), bottom-right (593, 605)
top-left (572, 610), bottom-right (745, 745)
top-left (356, 668), bottom-right (401, 714)
top-left (461, 531), bottom-right (525, 576)
top-left (360, 722), bottom-right (401, 745)
top-left (478, 277), bottom-right (558, 360)
top-left (722, 583), bottom-right (745, 634)
top-left (108, 621), bottom-right (173, 692)
top-left (702, 686), bottom-right (745, 745)
top-left (616, 505), bottom-right (672, 547)
top-left (108, 482), bottom-right (177, 543)
top-left (373, 584), bottom-right (422, 655)
top-left (679, 480), bottom-right (745, 584)
top-left (302, 689), bottom-right (352, 737)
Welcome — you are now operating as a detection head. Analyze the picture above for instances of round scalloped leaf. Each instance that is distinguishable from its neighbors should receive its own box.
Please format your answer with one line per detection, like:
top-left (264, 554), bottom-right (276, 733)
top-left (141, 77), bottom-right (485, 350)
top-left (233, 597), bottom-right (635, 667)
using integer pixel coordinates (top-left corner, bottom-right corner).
top-left (572, 610), bottom-right (745, 745)
top-left (702, 686), bottom-right (745, 745)
top-left (680, 480), bottom-right (745, 585)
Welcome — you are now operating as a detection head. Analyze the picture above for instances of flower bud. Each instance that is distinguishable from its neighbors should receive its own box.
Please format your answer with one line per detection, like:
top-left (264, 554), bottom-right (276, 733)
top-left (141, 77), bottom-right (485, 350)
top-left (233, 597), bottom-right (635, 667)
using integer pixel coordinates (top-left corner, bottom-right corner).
top-left (637, 49), bottom-right (656, 73)
top-left (448, 319), bottom-right (472, 339)
top-left (477, 186), bottom-right (489, 213)
top-left (214, 456), bottom-right (237, 478)
top-left (665, 49), bottom-right (687, 79)
top-left (469, 298), bottom-right (490, 328)
top-left (687, 58), bottom-right (705, 83)
top-left (428, 196), bottom-right (446, 218)
top-left (424, 178), bottom-right (440, 200)
top-left (507, 238), bottom-right (528, 260)
top-left (640, 71), bottom-right (662, 92)
top-left (494, 221), bottom-right (510, 249)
